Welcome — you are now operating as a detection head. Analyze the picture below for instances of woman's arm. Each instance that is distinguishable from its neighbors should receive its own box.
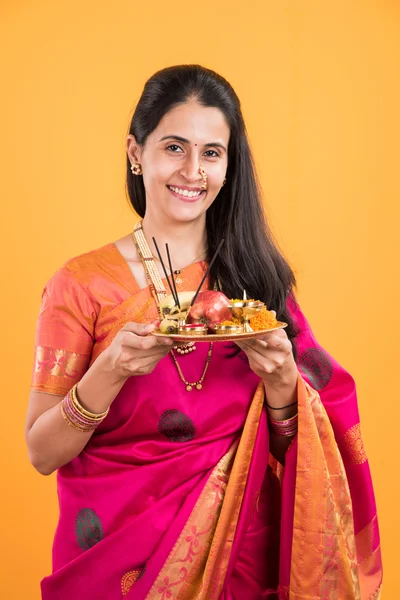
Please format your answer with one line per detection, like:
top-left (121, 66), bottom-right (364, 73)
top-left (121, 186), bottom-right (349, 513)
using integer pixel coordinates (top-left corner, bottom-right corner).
top-left (25, 322), bottom-right (174, 475)
top-left (25, 350), bottom-right (127, 475)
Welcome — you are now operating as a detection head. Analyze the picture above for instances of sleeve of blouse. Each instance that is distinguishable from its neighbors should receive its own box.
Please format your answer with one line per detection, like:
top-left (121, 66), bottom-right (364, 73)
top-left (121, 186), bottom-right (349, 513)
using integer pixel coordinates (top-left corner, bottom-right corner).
top-left (31, 266), bottom-right (96, 396)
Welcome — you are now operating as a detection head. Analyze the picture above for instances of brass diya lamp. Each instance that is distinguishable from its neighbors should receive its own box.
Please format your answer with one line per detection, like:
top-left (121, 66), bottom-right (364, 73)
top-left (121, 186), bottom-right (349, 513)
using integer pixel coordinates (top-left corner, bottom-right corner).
top-left (227, 291), bottom-right (265, 333)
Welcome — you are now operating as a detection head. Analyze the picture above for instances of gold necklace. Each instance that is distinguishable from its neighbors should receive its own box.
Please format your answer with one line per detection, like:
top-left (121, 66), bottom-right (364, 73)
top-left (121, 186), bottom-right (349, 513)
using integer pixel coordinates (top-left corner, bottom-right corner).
top-left (133, 220), bottom-right (214, 390)
top-left (132, 221), bottom-right (167, 315)
top-left (132, 221), bottom-right (196, 355)
top-left (170, 344), bottom-right (213, 391)
top-left (152, 249), bottom-right (207, 285)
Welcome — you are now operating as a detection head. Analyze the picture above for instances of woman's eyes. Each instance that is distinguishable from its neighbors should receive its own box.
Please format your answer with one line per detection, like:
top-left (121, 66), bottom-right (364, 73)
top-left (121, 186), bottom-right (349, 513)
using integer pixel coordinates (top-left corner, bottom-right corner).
top-left (204, 149), bottom-right (219, 158)
top-left (167, 144), bottom-right (184, 153)
top-left (166, 145), bottom-right (220, 158)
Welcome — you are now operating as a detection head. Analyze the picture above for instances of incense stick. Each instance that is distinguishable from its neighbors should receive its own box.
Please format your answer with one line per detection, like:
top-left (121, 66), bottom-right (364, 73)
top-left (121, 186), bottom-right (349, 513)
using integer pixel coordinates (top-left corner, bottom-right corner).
top-left (166, 243), bottom-right (180, 309)
top-left (152, 237), bottom-right (178, 305)
top-left (189, 239), bottom-right (225, 308)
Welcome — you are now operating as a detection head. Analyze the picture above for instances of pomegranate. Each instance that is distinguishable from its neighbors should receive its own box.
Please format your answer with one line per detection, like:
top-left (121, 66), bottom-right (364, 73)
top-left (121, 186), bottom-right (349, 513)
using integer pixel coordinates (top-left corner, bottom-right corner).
top-left (187, 291), bottom-right (231, 331)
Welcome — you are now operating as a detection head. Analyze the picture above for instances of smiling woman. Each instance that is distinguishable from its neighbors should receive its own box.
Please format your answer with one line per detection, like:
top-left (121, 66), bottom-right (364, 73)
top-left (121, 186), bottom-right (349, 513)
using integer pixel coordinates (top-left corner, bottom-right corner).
top-left (25, 65), bottom-right (382, 599)
top-left (127, 101), bottom-right (229, 224)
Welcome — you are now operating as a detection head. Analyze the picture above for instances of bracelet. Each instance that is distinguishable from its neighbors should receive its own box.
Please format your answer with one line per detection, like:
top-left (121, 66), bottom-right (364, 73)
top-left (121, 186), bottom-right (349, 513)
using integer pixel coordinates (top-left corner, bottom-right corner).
top-left (70, 384), bottom-right (108, 420)
top-left (266, 400), bottom-right (298, 411)
top-left (61, 401), bottom-right (94, 433)
top-left (268, 413), bottom-right (298, 437)
top-left (61, 383), bottom-right (109, 433)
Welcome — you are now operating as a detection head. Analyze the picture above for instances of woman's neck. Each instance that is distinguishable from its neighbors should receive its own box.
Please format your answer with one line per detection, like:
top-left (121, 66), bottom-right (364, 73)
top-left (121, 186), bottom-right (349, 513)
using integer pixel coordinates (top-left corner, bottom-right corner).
top-left (141, 213), bottom-right (207, 271)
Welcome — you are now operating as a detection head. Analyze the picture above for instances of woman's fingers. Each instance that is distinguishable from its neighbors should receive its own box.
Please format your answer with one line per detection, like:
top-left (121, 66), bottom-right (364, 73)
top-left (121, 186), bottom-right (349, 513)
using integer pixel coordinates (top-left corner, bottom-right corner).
top-left (236, 338), bottom-right (268, 357)
top-left (121, 329), bottom-right (174, 350)
top-left (236, 328), bottom-right (293, 378)
top-left (122, 322), bottom-right (155, 335)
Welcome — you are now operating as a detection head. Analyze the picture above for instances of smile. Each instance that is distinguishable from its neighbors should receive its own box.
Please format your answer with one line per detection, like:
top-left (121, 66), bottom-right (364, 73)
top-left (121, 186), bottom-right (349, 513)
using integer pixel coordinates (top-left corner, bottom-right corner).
top-left (167, 185), bottom-right (204, 200)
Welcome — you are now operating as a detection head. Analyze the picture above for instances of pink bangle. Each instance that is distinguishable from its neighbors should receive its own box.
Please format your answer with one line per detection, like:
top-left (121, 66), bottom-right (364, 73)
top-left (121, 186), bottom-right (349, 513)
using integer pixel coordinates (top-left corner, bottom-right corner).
top-left (268, 413), bottom-right (298, 437)
top-left (60, 385), bottom-right (109, 433)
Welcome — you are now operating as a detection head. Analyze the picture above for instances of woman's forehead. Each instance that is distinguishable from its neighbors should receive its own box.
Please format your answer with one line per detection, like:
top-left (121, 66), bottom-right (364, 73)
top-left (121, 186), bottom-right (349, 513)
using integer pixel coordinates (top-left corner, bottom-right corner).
top-left (150, 100), bottom-right (230, 146)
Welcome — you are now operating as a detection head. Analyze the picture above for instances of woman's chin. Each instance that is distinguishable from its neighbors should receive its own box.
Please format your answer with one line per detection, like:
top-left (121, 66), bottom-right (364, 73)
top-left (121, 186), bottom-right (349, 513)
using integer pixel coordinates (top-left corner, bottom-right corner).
top-left (146, 196), bottom-right (210, 224)
top-left (165, 203), bottom-right (207, 224)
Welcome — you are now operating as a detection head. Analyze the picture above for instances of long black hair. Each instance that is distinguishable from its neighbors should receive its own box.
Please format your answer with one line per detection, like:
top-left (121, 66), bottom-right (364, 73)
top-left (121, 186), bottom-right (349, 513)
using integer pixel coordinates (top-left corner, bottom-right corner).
top-left (126, 65), bottom-right (298, 349)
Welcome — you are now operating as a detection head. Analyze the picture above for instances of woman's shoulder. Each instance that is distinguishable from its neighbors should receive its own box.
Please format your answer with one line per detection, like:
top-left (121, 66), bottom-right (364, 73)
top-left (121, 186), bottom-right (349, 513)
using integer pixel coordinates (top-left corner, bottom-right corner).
top-left (62, 242), bottom-right (118, 282)
top-left (45, 240), bottom-right (136, 302)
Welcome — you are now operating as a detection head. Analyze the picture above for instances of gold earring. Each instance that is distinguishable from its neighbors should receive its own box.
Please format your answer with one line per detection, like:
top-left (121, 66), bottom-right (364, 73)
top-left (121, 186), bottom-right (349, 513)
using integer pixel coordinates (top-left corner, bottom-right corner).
top-left (199, 166), bottom-right (208, 190)
top-left (222, 178), bottom-right (227, 186)
top-left (131, 163), bottom-right (142, 176)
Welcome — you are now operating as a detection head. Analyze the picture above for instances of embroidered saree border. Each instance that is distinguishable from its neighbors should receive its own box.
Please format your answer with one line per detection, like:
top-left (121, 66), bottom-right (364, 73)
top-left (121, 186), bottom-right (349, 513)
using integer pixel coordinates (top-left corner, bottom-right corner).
top-left (144, 441), bottom-right (238, 600)
top-left (290, 376), bottom-right (361, 599)
top-left (356, 516), bottom-right (380, 564)
top-left (145, 381), bottom-right (265, 600)
top-left (195, 381), bottom-right (265, 599)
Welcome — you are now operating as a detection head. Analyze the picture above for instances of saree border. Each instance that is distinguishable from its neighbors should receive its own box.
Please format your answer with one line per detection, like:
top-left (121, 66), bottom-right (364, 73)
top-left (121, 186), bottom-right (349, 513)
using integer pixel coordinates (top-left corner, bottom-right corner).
top-left (290, 376), bottom-right (361, 599)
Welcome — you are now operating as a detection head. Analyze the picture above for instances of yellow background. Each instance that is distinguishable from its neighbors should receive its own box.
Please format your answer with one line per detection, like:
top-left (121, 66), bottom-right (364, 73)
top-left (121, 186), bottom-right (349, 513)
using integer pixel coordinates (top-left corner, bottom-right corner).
top-left (1, 1), bottom-right (398, 597)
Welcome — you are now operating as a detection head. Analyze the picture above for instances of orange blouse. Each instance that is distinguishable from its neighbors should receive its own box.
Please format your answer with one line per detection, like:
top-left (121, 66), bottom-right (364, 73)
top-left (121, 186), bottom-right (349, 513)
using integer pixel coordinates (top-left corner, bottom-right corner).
top-left (31, 242), bottom-right (206, 396)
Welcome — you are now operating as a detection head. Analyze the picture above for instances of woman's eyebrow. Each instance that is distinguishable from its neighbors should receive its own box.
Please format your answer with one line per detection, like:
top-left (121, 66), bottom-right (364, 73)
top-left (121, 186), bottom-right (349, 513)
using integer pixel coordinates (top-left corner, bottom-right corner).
top-left (159, 135), bottom-right (227, 152)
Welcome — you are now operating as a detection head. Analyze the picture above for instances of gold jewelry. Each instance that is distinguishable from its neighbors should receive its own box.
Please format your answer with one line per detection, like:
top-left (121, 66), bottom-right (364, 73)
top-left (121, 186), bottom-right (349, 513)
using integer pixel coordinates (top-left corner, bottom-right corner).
top-left (170, 343), bottom-right (213, 391)
top-left (60, 402), bottom-right (92, 433)
top-left (132, 221), bottom-right (197, 355)
top-left (222, 177), bottom-right (226, 186)
top-left (199, 166), bottom-right (208, 190)
top-left (131, 163), bottom-right (142, 175)
top-left (71, 384), bottom-right (109, 420)
top-left (61, 383), bottom-right (109, 433)
top-left (133, 222), bottom-right (167, 311)
top-left (152, 248), bottom-right (207, 286)
top-left (173, 271), bottom-right (183, 285)
top-left (175, 343), bottom-right (196, 355)
top-left (133, 222), bottom-right (215, 391)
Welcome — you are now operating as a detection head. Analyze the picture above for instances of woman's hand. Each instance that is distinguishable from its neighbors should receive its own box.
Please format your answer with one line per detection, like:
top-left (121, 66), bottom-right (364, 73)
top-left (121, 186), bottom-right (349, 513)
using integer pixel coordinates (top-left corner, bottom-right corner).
top-left (235, 327), bottom-right (298, 411)
top-left (104, 322), bottom-right (175, 382)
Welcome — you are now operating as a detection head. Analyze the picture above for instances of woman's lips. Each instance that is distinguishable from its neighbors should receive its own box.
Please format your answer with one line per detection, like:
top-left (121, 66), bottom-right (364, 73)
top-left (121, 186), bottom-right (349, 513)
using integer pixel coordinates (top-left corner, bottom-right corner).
top-left (167, 185), bottom-right (205, 203)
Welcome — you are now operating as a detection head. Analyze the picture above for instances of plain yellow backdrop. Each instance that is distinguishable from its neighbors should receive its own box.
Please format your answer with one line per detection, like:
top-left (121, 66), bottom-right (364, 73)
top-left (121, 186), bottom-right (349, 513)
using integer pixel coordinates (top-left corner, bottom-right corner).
top-left (1, 1), bottom-right (398, 598)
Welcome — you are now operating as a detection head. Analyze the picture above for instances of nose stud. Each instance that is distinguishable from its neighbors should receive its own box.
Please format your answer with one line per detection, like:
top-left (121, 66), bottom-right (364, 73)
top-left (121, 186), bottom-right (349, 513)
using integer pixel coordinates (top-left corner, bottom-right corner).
top-left (199, 166), bottom-right (208, 191)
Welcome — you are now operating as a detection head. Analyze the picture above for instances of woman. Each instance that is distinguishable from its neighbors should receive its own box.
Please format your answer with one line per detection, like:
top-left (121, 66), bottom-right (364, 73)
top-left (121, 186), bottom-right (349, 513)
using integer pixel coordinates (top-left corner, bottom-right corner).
top-left (26, 65), bottom-right (382, 599)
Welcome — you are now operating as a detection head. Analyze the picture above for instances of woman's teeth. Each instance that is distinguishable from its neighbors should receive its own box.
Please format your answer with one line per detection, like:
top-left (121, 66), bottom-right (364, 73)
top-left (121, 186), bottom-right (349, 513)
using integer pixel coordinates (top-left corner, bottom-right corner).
top-left (168, 186), bottom-right (202, 198)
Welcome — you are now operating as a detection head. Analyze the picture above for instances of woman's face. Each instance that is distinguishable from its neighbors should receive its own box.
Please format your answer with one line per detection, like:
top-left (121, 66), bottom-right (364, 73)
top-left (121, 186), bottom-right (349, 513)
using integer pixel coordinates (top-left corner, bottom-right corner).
top-left (127, 99), bottom-right (230, 224)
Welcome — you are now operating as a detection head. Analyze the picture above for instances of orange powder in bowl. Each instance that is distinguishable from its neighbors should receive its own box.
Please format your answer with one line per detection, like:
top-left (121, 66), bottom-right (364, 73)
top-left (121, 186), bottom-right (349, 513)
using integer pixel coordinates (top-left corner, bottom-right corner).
top-left (249, 307), bottom-right (278, 331)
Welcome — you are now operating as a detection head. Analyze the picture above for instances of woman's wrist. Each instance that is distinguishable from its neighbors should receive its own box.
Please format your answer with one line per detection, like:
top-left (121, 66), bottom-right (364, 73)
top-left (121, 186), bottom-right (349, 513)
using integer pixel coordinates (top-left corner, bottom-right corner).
top-left (263, 366), bottom-right (298, 410)
top-left (76, 351), bottom-right (129, 414)
top-left (99, 348), bottom-right (131, 386)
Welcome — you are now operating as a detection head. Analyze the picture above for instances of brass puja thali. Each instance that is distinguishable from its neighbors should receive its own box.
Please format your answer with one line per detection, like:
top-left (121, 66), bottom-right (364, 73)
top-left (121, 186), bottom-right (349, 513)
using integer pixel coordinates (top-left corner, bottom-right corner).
top-left (152, 322), bottom-right (288, 343)
top-left (152, 290), bottom-right (288, 342)
top-left (147, 237), bottom-right (287, 343)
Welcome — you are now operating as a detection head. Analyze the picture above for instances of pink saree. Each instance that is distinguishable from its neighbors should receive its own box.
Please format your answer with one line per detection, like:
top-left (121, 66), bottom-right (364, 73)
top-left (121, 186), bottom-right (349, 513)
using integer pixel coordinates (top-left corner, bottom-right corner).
top-left (31, 243), bottom-right (382, 599)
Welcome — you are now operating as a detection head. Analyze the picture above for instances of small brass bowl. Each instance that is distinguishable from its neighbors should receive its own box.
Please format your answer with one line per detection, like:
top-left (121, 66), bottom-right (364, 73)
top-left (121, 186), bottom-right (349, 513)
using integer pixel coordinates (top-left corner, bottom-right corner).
top-left (214, 324), bottom-right (244, 335)
top-left (228, 300), bottom-right (265, 333)
top-left (178, 323), bottom-right (208, 336)
top-left (228, 300), bottom-right (265, 318)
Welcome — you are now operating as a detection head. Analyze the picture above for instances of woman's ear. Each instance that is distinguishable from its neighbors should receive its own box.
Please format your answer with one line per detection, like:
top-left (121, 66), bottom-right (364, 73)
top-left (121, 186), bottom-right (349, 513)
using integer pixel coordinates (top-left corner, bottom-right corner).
top-left (126, 134), bottom-right (142, 164)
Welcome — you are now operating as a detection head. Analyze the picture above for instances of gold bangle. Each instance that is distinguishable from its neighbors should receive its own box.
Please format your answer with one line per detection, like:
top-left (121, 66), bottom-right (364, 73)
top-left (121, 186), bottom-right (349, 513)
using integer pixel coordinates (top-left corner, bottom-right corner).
top-left (60, 401), bottom-right (97, 433)
top-left (70, 384), bottom-right (109, 421)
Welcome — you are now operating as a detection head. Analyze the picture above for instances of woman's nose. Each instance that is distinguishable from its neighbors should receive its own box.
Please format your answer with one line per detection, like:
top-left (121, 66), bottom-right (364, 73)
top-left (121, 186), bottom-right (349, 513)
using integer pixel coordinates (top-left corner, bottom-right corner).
top-left (179, 152), bottom-right (202, 182)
